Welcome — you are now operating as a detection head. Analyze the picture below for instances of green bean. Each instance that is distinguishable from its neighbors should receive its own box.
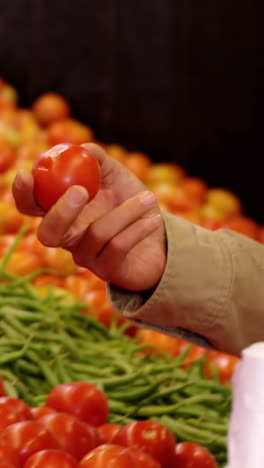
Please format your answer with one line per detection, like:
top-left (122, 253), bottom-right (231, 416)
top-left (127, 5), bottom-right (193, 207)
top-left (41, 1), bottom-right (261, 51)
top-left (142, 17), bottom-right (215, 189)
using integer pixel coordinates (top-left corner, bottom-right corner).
top-left (3, 379), bottom-right (19, 398)
top-left (109, 382), bottom-right (160, 403)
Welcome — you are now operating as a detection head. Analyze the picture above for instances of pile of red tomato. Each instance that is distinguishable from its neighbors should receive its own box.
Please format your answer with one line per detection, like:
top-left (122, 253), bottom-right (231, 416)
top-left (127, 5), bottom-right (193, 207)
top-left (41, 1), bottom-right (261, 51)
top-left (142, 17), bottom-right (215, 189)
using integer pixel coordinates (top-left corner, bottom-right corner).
top-left (0, 77), bottom-right (244, 381)
top-left (0, 381), bottom-right (218, 468)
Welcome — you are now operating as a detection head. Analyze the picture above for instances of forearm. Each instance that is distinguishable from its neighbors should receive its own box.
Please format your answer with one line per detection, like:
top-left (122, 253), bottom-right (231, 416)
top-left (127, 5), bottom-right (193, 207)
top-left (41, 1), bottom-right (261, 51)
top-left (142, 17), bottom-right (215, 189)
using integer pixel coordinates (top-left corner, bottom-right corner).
top-left (108, 212), bottom-right (264, 356)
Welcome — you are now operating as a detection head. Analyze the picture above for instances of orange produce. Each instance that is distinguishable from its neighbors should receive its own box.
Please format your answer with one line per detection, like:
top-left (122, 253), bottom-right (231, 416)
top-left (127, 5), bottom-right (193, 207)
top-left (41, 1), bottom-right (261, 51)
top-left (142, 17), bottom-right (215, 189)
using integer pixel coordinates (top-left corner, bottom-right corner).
top-left (0, 141), bottom-right (15, 173)
top-left (106, 144), bottom-right (127, 163)
top-left (139, 329), bottom-right (183, 357)
top-left (180, 177), bottom-right (208, 203)
top-left (145, 163), bottom-right (185, 186)
top-left (47, 118), bottom-right (93, 146)
top-left (124, 152), bottom-right (152, 180)
top-left (228, 215), bottom-right (259, 239)
top-left (43, 247), bottom-right (77, 276)
top-left (206, 188), bottom-right (242, 218)
top-left (32, 92), bottom-right (70, 127)
top-left (5, 250), bottom-right (42, 275)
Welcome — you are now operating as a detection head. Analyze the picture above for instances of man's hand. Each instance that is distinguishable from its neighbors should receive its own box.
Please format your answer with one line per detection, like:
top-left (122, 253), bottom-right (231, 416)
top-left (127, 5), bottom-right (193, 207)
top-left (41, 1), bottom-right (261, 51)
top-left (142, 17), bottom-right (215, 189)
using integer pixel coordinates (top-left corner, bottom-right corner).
top-left (12, 143), bottom-right (166, 291)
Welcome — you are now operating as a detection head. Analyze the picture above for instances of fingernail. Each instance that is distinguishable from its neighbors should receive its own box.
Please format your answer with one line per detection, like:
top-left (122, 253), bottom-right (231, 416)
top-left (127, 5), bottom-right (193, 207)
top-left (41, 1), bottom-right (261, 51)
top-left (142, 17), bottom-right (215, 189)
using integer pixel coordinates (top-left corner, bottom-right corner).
top-left (149, 214), bottom-right (161, 224)
top-left (139, 191), bottom-right (156, 206)
top-left (68, 187), bottom-right (87, 206)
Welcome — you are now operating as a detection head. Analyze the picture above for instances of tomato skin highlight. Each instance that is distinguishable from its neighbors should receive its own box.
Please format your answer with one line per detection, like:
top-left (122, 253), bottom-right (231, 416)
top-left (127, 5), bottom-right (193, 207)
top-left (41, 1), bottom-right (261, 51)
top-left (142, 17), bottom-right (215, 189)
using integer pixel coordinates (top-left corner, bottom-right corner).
top-left (112, 420), bottom-right (176, 468)
top-left (38, 413), bottom-right (103, 460)
top-left (79, 444), bottom-right (138, 468)
top-left (23, 449), bottom-right (78, 468)
top-left (174, 442), bottom-right (218, 468)
top-left (0, 397), bottom-right (32, 431)
top-left (46, 382), bottom-right (109, 426)
top-left (32, 144), bottom-right (101, 211)
top-left (0, 420), bottom-right (61, 465)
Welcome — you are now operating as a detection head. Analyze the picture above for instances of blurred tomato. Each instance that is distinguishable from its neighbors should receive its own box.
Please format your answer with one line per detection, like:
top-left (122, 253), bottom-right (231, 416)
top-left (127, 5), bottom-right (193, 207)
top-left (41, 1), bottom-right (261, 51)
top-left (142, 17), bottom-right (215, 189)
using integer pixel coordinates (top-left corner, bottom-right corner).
top-left (43, 247), bottom-right (77, 276)
top-left (106, 144), bottom-right (127, 163)
top-left (146, 163), bottom-right (185, 186)
top-left (5, 250), bottom-right (42, 276)
top-left (201, 203), bottom-right (227, 221)
top-left (0, 421), bottom-right (60, 465)
top-left (174, 442), bottom-right (217, 467)
top-left (205, 351), bottom-right (240, 383)
top-left (32, 93), bottom-right (70, 127)
top-left (79, 444), bottom-right (138, 468)
top-left (24, 449), bottom-right (78, 468)
top-left (151, 184), bottom-right (198, 213)
top-left (46, 382), bottom-right (109, 426)
top-left (201, 219), bottom-right (229, 230)
top-left (16, 141), bottom-right (49, 164)
top-left (129, 447), bottom-right (161, 468)
top-left (139, 329), bottom-right (182, 357)
top-left (98, 424), bottom-right (122, 443)
top-left (228, 215), bottom-right (259, 239)
top-left (178, 343), bottom-right (208, 369)
top-left (0, 141), bottom-right (15, 172)
top-left (38, 413), bottom-right (102, 460)
top-left (30, 406), bottom-right (57, 420)
top-left (0, 397), bottom-right (32, 431)
top-left (180, 177), bottom-right (208, 203)
top-left (206, 188), bottom-right (242, 218)
top-left (113, 420), bottom-right (176, 468)
top-left (125, 153), bottom-right (152, 180)
top-left (47, 119), bottom-right (93, 146)
top-left (32, 274), bottom-right (63, 289)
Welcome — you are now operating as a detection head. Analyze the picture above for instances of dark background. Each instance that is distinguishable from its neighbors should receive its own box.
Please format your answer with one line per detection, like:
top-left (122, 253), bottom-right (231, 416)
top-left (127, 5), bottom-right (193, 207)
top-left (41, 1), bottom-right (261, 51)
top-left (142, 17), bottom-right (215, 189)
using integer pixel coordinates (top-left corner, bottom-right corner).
top-left (0, 1), bottom-right (258, 220)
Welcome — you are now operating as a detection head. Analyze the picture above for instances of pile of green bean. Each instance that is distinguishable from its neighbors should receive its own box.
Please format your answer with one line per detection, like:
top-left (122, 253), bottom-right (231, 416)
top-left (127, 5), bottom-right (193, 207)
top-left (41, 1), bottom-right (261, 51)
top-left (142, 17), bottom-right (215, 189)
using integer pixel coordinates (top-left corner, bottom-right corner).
top-left (0, 229), bottom-right (231, 466)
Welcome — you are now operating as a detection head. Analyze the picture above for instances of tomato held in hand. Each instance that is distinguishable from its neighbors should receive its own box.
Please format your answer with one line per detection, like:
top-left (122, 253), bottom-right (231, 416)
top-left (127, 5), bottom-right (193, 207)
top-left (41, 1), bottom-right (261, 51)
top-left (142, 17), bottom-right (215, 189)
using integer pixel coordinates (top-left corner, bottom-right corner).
top-left (0, 421), bottom-right (60, 465)
top-left (32, 144), bottom-right (101, 211)
top-left (38, 413), bottom-right (103, 460)
top-left (46, 382), bottom-right (108, 426)
top-left (24, 449), bottom-right (78, 468)
top-left (112, 420), bottom-right (176, 468)
top-left (174, 442), bottom-right (218, 468)
top-left (79, 444), bottom-right (138, 468)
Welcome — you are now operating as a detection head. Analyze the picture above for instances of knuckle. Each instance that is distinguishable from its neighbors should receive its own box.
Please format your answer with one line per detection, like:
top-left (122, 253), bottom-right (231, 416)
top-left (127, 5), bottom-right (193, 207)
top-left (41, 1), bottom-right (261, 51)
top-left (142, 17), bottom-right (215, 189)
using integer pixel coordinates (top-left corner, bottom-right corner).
top-left (107, 237), bottom-right (126, 255)
top-left (86, 224), bottom-right (106, 247)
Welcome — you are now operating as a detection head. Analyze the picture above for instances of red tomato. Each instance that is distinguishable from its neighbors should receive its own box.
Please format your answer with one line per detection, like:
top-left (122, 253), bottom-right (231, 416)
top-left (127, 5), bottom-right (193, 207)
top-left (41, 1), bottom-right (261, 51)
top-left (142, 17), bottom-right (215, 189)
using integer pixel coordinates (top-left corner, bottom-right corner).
top-left (174, 442), bottom-right (218, 467)
top-left (98, 423), bottom-right (121, 443)
top-left (0, 421), bottom-right (60, 465)
top-left (0, 397), bottom-right (32, 431)
top-left (112, 420), bottom-right (176, 468)
top-left (79, 444), bottom-right (138, 468)
top-left (46, 382), bottom-right (109, 426)
top-left (0, 445), bottom-right (20, 467)
top-left (32, 93), bottom-right (70, 127)
top-left (0, 376), bottom-right (5, 396)
top-left (205, 350), bottom-right (240, 383)
top-left (24, 449), bottom-right (78, 468)
top-left (30, 406), bottom-right (57, 420)
top-left (38, 413), bottom-right (102, 460)
top-left (129, 447), bottom-right (162, 467)
top-left (47, 119), bottom-right (93, 146)
top-left (32, 144), bottom-right (101, 211)
top-left (0, 462), bottom-right (16, 468)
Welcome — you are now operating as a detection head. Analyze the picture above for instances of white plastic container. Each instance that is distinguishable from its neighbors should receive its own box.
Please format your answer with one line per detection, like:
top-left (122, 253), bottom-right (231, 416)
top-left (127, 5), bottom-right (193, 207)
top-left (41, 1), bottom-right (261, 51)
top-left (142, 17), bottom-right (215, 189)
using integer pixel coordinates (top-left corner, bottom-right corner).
top-left (226, 342), bottom-right (264, 468)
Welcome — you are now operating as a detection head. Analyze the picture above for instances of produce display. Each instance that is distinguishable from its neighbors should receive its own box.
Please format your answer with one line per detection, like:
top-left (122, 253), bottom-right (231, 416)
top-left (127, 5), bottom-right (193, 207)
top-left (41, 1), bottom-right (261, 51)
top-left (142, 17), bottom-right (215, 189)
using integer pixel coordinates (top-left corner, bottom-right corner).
top-left (0, 77), bottom-right (259, 466)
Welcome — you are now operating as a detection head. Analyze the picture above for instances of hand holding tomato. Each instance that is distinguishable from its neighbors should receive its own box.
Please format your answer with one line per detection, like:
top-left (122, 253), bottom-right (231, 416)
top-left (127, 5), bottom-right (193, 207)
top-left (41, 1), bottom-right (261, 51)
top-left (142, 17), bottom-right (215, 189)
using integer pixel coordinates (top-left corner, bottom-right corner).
top-left (12, 143), bottom-right (166, 291)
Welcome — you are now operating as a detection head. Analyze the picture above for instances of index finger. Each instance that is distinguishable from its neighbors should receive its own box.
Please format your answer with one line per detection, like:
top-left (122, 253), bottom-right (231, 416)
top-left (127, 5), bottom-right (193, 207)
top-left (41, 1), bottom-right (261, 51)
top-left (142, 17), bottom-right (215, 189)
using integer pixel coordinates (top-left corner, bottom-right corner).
top-left (12, 169), bottom-right (45, 217)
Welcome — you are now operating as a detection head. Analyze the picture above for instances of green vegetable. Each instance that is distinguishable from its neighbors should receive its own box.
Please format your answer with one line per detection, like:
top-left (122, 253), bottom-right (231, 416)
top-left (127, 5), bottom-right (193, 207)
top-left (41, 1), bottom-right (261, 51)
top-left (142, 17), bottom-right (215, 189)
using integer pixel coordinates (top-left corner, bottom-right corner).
top-left (0, 229), bottom-right (230, 466)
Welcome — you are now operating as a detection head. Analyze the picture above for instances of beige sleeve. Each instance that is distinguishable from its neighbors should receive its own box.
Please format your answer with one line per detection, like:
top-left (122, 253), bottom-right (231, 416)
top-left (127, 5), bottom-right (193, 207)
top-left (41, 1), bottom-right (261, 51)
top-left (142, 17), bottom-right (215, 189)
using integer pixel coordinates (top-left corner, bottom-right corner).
top-left (107, 211), bottom-right (264, 356)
